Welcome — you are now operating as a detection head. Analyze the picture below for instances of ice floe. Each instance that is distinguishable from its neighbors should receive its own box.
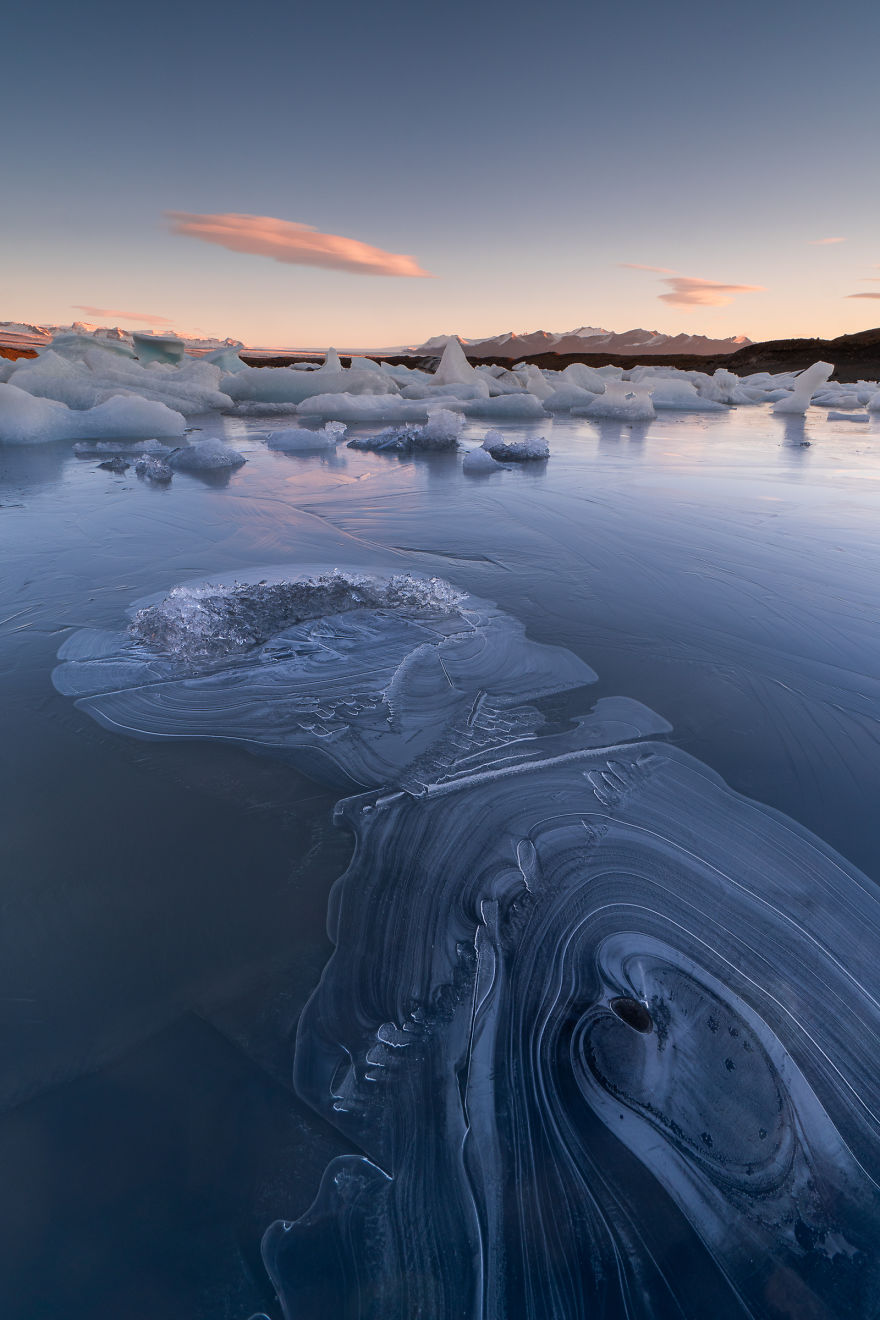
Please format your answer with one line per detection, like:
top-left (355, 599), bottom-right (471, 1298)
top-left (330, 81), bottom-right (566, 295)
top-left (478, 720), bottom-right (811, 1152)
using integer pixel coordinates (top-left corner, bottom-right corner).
top-left (51, 564), bottom-right (880, 1318)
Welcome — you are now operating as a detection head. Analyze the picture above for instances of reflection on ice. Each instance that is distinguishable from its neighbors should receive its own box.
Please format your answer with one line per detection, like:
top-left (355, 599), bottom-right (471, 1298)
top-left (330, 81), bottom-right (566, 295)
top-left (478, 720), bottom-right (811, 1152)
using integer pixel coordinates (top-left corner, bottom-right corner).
top-left (52, 564), bottom-right (880, 1318)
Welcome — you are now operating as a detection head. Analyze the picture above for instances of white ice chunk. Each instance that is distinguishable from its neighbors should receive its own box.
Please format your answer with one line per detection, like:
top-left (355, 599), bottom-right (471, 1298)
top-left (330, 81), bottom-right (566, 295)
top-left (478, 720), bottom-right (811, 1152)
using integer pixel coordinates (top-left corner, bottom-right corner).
top-left (867, 392), bottom-right (880, 413)
top-left (772, 362), bottom-right (834, 414)
top-left (561, 362), bottom-right (608, 392)
top-left (267, 421), bottom-right (347, 452)
top-left (202, 346), bottom-right (248, 373)
top-left (463, 393), bottom-right (546, 421)
top-left (462, 446), bottom-right (504, 473)
top-left (648, 378), bottom-right (727, 411)
top-left (512, 364), bottom-right (556, 400)
top-left (579, 379), bottom-right (656, 420)
top-left (222, 364), bottom-right (398, 405)
top-left (481, 430), bottom-right (549, 461)
top-left (401, 379), bottom-right (490, 401)
top-left (543, 384), bottom-right (598, 413)
top-left (167, 437), bottom-right (247, 469)
top-left (296, 394), bottom-right (440, 424)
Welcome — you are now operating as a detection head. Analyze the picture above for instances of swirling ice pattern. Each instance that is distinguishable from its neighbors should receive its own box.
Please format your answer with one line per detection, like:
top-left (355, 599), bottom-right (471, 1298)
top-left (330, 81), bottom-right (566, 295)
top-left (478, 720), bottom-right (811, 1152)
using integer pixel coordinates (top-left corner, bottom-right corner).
top-left (53, 567), bottom-right (880, 1319)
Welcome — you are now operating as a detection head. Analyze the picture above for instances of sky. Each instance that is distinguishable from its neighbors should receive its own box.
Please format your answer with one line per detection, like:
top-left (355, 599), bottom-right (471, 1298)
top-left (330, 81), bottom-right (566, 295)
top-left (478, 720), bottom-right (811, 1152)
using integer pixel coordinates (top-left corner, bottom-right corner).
top-left (2, 0), bottom-right (880, 348)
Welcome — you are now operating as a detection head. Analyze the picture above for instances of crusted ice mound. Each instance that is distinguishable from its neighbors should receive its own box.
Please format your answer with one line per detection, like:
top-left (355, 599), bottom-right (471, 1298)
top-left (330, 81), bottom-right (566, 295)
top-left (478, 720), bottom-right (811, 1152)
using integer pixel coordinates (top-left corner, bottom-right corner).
top-left (126, 569), bottom-right (469, 663)
top-left (347, 408), bottom-right (463, 453)
top-left (52, 566), bottom-right (598, 791)
top-left (166, 437), bottom-right (247, 470)
top-left (480, 430), bottom-right (549, 461)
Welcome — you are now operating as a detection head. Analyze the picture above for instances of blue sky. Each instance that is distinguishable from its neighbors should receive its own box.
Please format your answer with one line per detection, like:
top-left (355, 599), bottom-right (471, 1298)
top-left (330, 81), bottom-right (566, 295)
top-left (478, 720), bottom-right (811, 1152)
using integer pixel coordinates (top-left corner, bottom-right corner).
top-left (3, 0), bottom-right (879, 346)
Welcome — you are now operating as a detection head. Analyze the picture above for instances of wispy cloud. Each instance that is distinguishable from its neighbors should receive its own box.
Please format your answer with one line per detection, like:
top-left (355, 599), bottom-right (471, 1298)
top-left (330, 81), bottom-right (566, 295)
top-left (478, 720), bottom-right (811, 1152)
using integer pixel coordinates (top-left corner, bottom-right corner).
top-left (809, 236), bottom-right (846, 245)
top-left (166, 212), bottom-right (432, 278)
top-left (846, 292), bottom-right (880, 299)
top-left (73, 305), bottom-right (173, 325)
top-left (658, 276), bottom-right (764, 308)
top-left (618, 262), bottom-right (676, 273)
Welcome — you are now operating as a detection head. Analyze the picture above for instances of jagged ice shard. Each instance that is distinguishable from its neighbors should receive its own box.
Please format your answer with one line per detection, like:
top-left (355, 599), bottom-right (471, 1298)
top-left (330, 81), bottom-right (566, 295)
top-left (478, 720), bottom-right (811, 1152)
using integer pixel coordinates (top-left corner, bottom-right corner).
top-left (52, 568), bottom-right (880, 1319)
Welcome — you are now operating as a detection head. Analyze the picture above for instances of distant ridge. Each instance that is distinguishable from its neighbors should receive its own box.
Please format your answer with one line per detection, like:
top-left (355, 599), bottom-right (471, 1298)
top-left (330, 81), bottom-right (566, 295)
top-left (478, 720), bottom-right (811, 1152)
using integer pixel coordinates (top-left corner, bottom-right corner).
top-left (408, 327), bottom-right (752, 358)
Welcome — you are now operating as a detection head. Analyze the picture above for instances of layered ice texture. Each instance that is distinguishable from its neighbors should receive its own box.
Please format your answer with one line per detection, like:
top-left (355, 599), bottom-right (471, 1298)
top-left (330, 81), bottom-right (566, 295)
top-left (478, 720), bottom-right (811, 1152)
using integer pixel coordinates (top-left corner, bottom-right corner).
top-left (52, 564), bottom-right (880, 1319)
top-left (2, 329), bottom-right (876, 446)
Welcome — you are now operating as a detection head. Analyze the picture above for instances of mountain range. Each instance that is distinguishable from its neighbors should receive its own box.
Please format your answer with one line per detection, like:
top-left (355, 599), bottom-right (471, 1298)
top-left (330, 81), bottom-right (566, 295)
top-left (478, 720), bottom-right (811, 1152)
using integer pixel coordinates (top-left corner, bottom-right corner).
top-left (410, 327), bottom-right (752, 358)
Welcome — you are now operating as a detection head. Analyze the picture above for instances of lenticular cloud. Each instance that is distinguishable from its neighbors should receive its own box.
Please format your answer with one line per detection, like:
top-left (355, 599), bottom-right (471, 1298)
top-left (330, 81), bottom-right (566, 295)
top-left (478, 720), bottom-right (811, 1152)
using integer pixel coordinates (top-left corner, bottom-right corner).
top-left (166, 212), bottom-right (432, 278)
top-left (658, 276), bottom-right (764, 308)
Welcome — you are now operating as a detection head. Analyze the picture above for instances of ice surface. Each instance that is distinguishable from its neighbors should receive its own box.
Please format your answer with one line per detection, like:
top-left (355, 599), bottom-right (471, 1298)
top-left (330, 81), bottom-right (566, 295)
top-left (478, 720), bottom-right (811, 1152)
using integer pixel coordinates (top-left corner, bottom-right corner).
top-left (827, 411), bottom-right (870, 423)
top-left (51, 559), bottom-right (880, 1319)
top-left (166, 438), bottom-right (247, 470)
top-left (0, 382), bottom-right (185, 444)
top-left (480, 430), bottom-right (549, 461)
top-left (772, 361), bottom-right (835, 414)
top-left (267, 421), bottom-right (347, 452)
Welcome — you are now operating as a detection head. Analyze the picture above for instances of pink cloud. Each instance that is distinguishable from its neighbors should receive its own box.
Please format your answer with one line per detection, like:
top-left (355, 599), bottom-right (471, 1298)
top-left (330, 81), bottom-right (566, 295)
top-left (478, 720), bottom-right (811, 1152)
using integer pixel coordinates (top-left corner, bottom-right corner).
top-left (658, 276), bottom-right (764, 307)
top-left (846, 292), bottom-right (880, 299)
top-left (809, 237), bottom-right (846, 245)
top-left (166, 211), bottom-right (432, 278)
top-left (73, 305), bottom-right (173, 325)
top-left (619, 262), bottom-right (676, 273)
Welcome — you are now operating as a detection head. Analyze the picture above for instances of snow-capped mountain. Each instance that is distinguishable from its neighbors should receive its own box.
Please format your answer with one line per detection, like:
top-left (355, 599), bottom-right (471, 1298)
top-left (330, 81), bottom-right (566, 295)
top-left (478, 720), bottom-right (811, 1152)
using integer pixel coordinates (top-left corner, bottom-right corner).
top-left (408, 328), bottom-right (752, 358)
top-left (0, 321), bottom-right (243, 353)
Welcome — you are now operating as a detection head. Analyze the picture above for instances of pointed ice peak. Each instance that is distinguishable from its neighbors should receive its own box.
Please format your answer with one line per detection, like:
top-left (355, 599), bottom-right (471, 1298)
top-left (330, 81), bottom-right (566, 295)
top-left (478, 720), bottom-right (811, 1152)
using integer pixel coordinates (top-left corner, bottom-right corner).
top-left (319, 347), bottom-right (343, 373)
top-left (433, 335), bottom-right (476, 386)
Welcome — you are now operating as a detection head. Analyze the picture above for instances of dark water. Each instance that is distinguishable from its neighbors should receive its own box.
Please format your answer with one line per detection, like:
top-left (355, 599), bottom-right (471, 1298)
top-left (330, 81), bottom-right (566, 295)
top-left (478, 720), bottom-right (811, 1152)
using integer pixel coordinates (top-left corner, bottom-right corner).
top-left (1, 406), bottom-right (879, 1318)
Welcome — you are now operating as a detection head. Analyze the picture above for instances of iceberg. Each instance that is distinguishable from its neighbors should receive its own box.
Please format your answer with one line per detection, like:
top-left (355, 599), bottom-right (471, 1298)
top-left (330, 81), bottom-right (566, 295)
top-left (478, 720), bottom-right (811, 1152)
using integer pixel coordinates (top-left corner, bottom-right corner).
top-left (0, 382), bottom-right (185, 444)
top-left (432, 336), bottom-right (478, 387)
top-left (772, 361), bottom-right (835, 415)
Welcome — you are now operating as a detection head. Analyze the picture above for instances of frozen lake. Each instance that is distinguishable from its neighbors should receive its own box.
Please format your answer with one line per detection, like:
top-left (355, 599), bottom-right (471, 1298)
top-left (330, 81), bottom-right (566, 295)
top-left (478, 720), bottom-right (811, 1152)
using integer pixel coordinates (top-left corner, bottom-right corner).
top-left (2, 405), bottom-right (880, 1318)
